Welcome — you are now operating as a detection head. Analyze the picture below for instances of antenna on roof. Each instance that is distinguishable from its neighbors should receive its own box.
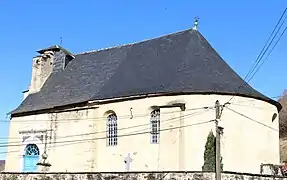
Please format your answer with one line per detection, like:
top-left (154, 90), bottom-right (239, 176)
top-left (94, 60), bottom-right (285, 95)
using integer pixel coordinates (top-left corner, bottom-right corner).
top-left (193, 16), bottom-right (199, 30)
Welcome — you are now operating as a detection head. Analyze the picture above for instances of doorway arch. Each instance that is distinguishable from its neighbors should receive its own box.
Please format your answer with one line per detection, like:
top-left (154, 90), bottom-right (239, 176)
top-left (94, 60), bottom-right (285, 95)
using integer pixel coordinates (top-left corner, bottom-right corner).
top-left (23, 144), bottom-right (39, 172)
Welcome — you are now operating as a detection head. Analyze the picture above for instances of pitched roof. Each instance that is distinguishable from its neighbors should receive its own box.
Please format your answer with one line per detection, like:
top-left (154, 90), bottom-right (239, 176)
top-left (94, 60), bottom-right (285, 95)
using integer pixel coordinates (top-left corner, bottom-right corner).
top-left (37, 45), bottom-right (74, 58)
top-left (11, 28), bottom-right (281, 115)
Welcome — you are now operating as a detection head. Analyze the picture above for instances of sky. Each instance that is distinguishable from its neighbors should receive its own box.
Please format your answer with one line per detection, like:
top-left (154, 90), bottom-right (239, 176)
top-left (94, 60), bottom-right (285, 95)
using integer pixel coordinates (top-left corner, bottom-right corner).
top-left (0, 1), bottom-right (286, 160)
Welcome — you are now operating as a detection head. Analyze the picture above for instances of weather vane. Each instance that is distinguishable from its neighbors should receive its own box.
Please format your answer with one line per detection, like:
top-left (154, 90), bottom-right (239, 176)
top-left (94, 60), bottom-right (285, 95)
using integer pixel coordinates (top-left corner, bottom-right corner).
top-left (193, 16), bottom-right (200, 30)
top-left (60, 37), bottom-right (63, 46)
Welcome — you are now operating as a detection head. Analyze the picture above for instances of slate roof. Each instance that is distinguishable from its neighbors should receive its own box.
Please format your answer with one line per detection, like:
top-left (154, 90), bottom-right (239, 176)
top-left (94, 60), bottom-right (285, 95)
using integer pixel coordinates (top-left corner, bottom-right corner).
top-left (11, 28), bottom-right (281, 115)
top-left (37, 45), bottom-right (74, 58)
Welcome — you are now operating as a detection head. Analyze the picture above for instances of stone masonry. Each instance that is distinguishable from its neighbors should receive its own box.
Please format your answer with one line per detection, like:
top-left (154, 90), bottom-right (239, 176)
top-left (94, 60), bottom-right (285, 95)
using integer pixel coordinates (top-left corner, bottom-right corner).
top-left (0, 172), bottom-right (287, 180)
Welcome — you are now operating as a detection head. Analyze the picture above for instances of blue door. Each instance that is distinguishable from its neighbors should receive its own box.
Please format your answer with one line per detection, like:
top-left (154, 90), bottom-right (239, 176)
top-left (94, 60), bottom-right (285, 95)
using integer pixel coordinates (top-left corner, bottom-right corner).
top-left (23, 144), bottom-right (39, 172)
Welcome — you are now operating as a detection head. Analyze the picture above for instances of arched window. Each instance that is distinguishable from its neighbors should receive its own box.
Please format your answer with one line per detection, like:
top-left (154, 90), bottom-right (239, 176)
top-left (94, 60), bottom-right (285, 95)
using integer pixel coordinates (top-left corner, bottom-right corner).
top-left (107, 113), bottom-right (118, 146)
top-left (23, 144), bottom-right (40, 172)
top-left (150, 109), bottom-right (160, 144)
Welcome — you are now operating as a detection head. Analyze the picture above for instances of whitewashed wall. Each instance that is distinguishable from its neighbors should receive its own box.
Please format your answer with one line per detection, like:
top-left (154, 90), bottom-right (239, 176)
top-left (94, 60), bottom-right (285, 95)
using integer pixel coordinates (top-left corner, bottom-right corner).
top-left (5, 94), bottom-right (280, 174)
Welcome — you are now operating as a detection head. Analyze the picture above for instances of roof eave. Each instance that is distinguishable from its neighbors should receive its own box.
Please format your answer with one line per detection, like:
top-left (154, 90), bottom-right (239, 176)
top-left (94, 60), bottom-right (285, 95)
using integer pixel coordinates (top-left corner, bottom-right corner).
top-left (36, 45), bottom-right (75, 58)
top-left (8, 92), bottom-right (282, 116)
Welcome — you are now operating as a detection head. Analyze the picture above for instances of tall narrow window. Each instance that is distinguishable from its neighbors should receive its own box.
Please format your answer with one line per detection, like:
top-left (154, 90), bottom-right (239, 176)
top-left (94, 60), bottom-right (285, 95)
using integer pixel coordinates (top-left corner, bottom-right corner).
top-left (107, 113), bottom-right (118, 146)
top-left (150, 109), bottom-right (160, 144)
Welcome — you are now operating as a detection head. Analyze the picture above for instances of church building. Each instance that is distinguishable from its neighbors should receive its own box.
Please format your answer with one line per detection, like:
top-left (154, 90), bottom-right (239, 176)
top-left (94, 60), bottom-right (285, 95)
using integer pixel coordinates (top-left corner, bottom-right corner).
top-left (5, 25), bottom-right (281, 174)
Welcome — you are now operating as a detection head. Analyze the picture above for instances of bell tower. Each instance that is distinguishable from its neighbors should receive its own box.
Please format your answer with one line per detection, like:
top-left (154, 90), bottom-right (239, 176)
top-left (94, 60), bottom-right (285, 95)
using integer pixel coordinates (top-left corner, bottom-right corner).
top-left (27, 45), bottom-right (74, 95)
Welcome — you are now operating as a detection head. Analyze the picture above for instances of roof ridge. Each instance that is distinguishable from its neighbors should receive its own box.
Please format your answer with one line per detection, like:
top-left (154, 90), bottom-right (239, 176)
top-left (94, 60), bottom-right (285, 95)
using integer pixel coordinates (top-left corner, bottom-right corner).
top-left (75, 43), bottom-right (133, 55)
top-left (75, 28), bottom-right (193, 55)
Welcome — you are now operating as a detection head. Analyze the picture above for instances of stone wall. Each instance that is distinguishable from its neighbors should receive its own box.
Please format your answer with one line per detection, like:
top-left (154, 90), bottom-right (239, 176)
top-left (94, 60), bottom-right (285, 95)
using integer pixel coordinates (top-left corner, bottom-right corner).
top-left (6, 94), bottom-right (280, 173)
top-left (0, 172), bottom-right (287, 180)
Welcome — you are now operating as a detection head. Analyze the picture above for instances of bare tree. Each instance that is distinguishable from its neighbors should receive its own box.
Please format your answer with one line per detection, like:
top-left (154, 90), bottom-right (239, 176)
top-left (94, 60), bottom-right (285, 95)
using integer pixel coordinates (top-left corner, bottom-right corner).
top-left (279, 90), bottom-right (287, 138)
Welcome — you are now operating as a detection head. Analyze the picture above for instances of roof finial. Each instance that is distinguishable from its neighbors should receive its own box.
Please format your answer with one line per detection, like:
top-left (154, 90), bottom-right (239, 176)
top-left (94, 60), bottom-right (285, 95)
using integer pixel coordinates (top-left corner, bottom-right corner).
top-left (60, 37), bottom-right (63, 46)
top-left (193, 16), bottom-right (199, 30)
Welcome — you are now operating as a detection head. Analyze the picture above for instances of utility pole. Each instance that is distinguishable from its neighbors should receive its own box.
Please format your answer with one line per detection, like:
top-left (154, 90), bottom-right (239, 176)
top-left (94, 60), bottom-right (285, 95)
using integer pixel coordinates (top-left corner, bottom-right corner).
top-left (215, 100), bottom-right (222, 180)
top-left (37, 131), bottom-right (51, 172)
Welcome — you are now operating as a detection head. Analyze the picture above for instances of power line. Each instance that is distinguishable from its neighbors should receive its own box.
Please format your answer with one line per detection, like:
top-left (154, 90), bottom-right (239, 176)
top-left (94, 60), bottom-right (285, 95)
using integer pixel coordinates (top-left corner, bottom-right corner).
top-left (0, 110), bottom-right (213, 147)
top-left (1, 110), bottom-right (210, 145)
top-left (223, 95), bottom-right (283, 112)
top-left (1, 119), bottom-right (214, 155)
top-left (0, 107), bottom-right (214, 140)
top-left (3, 106), bottom-right (276, 157)
top-left (244, 8), bottom-right (287, 81)
top-left (0, 106), bottom-right (213, 123)
top-left (228, 103), bottom-right (276, 111)
top-left (228, 95), bottom-right (282, 104)
top-left (226, 8), bottom-right (287, 104)
top-left (246, 25), bottom-right (287, 83)
top-left (225, 106), bottom-right (278, 131)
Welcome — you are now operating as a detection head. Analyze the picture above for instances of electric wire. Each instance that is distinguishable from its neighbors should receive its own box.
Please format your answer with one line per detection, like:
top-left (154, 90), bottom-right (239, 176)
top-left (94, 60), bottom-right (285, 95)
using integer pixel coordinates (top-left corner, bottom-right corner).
top-left (0, 109), bottom-right (212, 146)
top-left (0, 106), bottom-right (213, 123)
top-left (2, 106), bottom-right (278, 157)
top-left (225, 106), bottom-right (278, 131)
top-left (246, 25), bottom-right (287, 83)
top-left (0, 118), bottom-right (214, 155)
top-left (228, 103), bottom-right (277, 111)
top-left (226, 8), bottom-right (287, 104)
top-left (0, 106), bottom-right (214, 140)
top-left (244, 8), bottom-right (287, 81)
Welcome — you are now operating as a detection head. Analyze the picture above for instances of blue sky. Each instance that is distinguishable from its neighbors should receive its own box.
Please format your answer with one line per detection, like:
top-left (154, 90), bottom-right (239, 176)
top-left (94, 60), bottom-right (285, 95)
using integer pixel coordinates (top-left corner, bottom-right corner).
top-left (0, 1), bottom-right (286, 159)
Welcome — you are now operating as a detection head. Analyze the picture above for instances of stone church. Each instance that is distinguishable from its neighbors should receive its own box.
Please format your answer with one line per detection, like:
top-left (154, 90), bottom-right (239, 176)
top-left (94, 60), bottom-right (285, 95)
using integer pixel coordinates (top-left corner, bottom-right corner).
top-left (5, 27), bottom-right (281, 174)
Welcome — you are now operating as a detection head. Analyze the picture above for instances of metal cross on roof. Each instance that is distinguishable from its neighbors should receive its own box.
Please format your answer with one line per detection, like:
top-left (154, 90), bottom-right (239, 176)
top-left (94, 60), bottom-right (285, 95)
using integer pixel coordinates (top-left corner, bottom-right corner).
top-left (193, 16), bottom-right (200, 30)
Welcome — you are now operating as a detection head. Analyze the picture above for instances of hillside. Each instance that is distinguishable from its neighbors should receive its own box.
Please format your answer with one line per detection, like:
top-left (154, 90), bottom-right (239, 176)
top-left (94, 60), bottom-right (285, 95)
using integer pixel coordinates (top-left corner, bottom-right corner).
top-left (279, 90), bottom-right (287, 162)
